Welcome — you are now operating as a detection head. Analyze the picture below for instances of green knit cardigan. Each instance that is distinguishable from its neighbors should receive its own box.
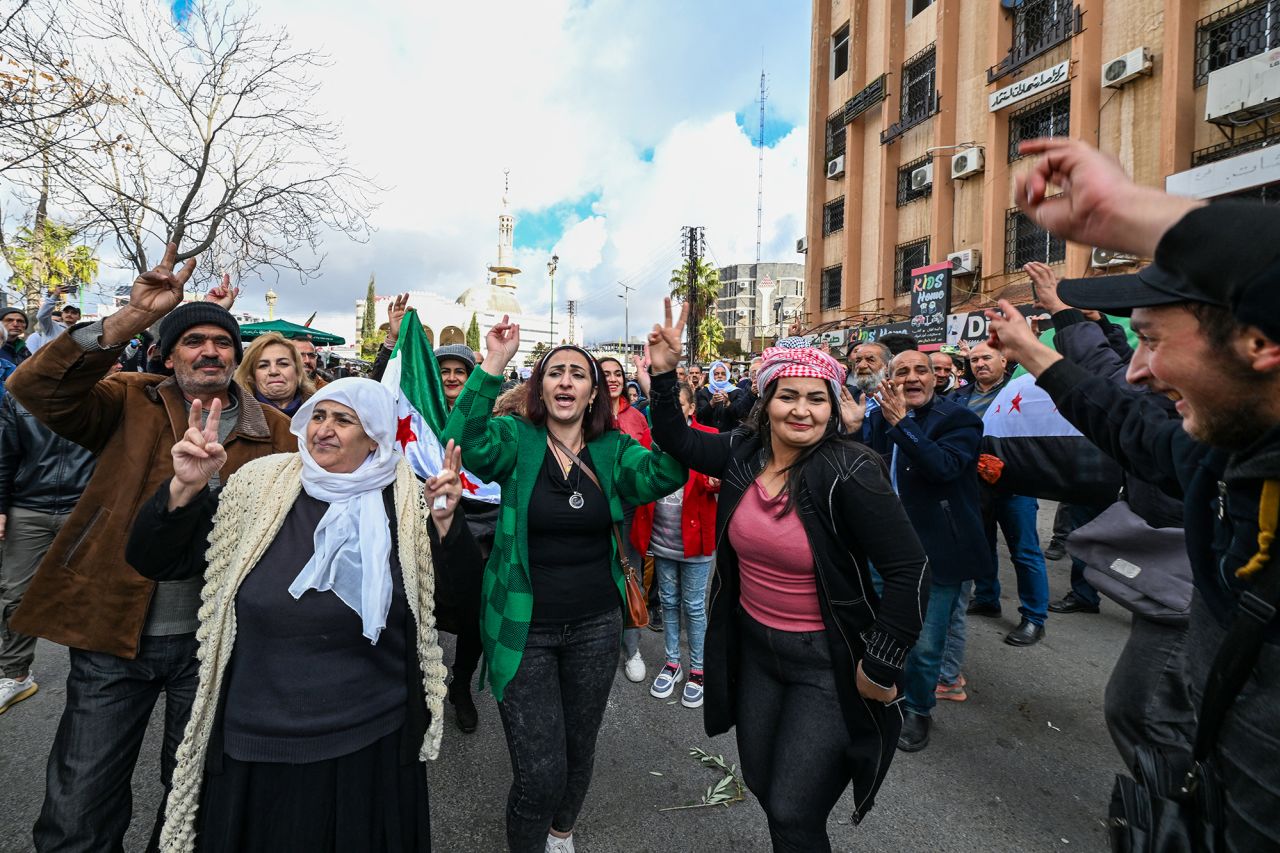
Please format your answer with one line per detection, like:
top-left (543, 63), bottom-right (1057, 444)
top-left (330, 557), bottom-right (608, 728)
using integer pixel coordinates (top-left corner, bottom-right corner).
top-left (441, 368), bottom-right (687, 700)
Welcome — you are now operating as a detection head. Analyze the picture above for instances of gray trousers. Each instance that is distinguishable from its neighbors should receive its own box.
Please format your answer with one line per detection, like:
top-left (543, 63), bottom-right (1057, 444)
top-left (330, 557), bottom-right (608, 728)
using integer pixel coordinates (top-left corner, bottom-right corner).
top-left (1103, 612), bottom-right (1196, 767)
top-left (0, 506), bottom-right (68, 678)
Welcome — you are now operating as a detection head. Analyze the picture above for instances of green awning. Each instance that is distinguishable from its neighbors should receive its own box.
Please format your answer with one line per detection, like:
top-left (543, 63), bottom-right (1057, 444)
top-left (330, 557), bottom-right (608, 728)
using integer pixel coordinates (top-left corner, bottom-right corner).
top-left (238, 319), bottom-right (345, 346)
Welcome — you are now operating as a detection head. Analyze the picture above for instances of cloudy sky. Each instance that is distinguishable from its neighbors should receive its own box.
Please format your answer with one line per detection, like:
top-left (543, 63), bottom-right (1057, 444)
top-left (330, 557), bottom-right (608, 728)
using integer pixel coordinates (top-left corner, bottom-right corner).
top-left (28, 1), bottom-right (814, 346)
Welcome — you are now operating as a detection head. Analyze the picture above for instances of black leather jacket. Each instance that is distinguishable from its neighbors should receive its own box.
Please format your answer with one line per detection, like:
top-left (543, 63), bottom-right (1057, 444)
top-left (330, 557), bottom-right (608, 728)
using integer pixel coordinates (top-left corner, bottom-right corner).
top-left (0, 394), bottom-right (95, 514)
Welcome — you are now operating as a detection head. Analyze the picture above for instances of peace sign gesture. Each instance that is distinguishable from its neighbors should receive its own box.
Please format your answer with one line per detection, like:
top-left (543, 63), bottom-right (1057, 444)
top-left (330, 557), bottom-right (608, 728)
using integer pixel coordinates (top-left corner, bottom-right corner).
top-left (647, 297), bottom-right (688, 374)
top-left (425, 439), bottom-right (464, 536)
top-left (167, 399), bottom-right (228, 509)
top-left (130, 242), bottom-right (198, 320)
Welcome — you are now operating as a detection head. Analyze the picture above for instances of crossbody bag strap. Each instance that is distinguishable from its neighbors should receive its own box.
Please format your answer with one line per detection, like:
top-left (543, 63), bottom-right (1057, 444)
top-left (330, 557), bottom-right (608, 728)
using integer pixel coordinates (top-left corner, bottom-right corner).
top-left (1190, 480), bottom-right (1280, 773)
top-left (548, 434), bottom-right (632, 566)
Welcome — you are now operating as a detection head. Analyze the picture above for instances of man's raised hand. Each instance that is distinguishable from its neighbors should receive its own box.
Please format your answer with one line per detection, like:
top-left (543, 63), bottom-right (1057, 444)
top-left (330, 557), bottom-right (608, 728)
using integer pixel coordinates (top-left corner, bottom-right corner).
top-left (204, 273), bottom-right (240, 311)
top-left (131, 243), bottom-right (197, 319)
top-left (168, 398), bottom-right (228, 509)
top-left (386, 293), bottom-right (411, 345)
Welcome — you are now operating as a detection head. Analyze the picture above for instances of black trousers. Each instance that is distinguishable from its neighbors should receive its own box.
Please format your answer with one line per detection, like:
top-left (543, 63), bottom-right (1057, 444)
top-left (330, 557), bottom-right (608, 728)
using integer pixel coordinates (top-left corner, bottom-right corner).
top-left (496, 608), bottom-right (622, 853)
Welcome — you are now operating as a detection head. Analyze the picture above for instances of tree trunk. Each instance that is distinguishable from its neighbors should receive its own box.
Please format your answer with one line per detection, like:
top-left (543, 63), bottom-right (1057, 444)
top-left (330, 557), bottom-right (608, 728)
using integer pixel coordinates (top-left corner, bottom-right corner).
top-left (26, 161), bottom-right (50, 316)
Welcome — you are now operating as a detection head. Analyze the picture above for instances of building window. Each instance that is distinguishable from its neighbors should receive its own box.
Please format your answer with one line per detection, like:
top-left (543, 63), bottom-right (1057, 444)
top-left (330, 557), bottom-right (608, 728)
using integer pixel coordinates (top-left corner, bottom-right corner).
top-left (894, 238), bottom-right (930, 296)
top-left (826, 110), bottom-right (847, 160)
top-left (988, 0), bottom-right (1082, 83)
top-left (1008, 89), bottom-right (1070, 162)
top-left (1195, 0), bottom-right (1280, 86)
top-left (909, 0), bottom-right (935, 17)
top-left (821, 264), bottom-right (842, 310)
top-left (1192, 119), bottom-right (1280, 165)
top-left (823, 198), bottom-right (845, 235)
top-left (1005, 207), bottom-right (1066, 271)
top-left (896, 155), bottom-right (933, 206)
top-left (832, 24), bottom-right (851, 80)
top-left (881, 45), bottom-right (938, 144)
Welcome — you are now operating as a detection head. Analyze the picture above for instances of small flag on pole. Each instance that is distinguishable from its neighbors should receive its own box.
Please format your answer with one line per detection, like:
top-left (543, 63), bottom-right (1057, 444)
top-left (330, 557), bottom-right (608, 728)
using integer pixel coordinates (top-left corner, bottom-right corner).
top-left (380, 309), bottom-right (500, 503)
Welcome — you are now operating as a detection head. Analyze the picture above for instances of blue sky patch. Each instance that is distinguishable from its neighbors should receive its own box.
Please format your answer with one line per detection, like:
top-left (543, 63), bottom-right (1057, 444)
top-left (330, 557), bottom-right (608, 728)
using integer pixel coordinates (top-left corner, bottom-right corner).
top-left (514, 191), bottom-right (602, 250)
top-left (171, 0), bottom-right (193, 21)
top-left (734, 110), bottom-right (795, 147)
top-left (638, 146), bottom-right (655, 163)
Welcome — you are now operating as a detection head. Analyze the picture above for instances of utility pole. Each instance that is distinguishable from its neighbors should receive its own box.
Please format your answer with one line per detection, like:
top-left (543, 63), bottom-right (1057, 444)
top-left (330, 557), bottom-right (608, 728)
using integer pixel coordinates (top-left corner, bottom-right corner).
top-left (547, 254), bottom-right (559, 345)
top-left (756, 64), bottom-right (768, 266)
top-left (680, 225), bottom-right (705, 364)
top-left (567, 299), bottom-right (577, 344)
top-left (617, 282), bottom-right (635, 355)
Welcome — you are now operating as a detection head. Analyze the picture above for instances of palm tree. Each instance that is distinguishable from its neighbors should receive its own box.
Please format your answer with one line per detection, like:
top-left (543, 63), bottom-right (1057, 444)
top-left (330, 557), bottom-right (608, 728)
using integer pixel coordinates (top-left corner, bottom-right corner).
top-left (4, 220), bottom-right (98, 313)
top-left (669, 258), bottom-right (723, 362)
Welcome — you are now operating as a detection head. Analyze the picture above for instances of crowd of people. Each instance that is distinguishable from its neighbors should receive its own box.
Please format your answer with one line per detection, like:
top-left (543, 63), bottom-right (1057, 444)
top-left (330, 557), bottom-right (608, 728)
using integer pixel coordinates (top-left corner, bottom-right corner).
top-left (0, 136), bottom-right (1276, 853)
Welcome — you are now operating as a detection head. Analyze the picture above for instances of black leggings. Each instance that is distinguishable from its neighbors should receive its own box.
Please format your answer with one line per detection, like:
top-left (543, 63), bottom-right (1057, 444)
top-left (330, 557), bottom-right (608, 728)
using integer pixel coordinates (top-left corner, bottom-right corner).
top-left (497, 608), bottom-right (622, 853)
top-left (735, 611), bottom-right (856, 853)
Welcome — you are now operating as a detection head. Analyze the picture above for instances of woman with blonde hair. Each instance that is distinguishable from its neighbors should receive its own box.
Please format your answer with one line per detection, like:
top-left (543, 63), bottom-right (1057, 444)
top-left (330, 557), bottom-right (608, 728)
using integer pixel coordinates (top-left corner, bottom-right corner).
top-left (233, 332), bottom-right (316, 416)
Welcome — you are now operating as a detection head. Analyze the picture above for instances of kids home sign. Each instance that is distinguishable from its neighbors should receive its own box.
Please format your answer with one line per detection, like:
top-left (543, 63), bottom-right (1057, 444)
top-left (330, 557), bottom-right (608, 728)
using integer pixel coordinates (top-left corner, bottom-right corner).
top-left (909, 261), bottom-right (952, 347)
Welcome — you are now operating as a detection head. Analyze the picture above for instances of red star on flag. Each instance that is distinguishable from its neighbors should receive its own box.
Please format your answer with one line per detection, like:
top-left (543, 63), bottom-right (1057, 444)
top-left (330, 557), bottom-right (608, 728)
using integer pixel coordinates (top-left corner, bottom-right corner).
top-left (396, 415), bottom-right (417, 451)
top-left (459, 471), bottom-right (481, 495)
top-left (1010, 392), bottom-right (1024, 413)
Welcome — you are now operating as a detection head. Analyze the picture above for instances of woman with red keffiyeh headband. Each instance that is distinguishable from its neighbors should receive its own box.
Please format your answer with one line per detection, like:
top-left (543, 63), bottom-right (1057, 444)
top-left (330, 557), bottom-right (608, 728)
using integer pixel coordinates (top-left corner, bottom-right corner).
top-left (645, 299), bottom-right (930, 852)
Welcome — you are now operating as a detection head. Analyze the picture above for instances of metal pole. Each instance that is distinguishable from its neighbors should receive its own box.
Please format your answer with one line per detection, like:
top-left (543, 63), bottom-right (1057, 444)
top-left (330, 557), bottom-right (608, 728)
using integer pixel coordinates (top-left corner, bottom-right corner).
top-left (547, 254), bottom-right (559, 346)
top-left (618, 282), bottom-right (635, 356)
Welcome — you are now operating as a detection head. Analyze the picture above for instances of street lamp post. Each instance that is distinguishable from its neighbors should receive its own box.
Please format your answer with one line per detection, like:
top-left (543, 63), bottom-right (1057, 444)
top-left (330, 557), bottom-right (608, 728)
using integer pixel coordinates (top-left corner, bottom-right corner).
top-left (547, 254), bottom-right (559, 346)
top-left (617, 281), bottom-right (634, 357)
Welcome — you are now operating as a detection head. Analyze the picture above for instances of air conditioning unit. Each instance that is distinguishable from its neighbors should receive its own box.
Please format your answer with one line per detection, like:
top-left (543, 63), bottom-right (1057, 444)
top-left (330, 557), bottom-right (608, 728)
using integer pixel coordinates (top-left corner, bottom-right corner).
top-left (1102, 47), bottom-right (1153, 89)
top-left (826, 155), bottom-right (846, 179)
top-left (947, 248), bottom-right (981, 275)
top-left (796, 237), bottom-right (808, 254)
top-left (1091, 247), bottom-right (1139, 268)
top-left (910, 162), bottom-right (933, 191)
top-left (950, 147), bottom-right (985, 180)
top-left (1206, 48), bottom-right (1280, 123)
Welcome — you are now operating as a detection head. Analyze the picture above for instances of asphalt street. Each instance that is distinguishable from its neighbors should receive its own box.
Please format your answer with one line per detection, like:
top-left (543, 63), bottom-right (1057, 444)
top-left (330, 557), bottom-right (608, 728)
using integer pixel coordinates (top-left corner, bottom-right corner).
top-left (0, 505), bottom-right (1132, 852)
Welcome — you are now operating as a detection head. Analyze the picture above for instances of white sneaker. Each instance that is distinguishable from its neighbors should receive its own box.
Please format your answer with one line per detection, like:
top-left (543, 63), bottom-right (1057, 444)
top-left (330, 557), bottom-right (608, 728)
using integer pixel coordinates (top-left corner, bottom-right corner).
top-left (624, 651), bottom-right (645, 683)
top-left (0, 674), bottom-right (38, 715)
top-left (546, 832), bottom-right (575, 853)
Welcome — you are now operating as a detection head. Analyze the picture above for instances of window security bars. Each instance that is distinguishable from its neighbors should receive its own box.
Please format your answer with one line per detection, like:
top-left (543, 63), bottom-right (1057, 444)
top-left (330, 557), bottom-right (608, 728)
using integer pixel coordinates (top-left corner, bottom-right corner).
top-left (823, 198), bottom-right (845, 235)
top-left (897, 156), bottom-right (932, 206)
top-left (821, 264), bottom-right (842, 310)
top-left (894, 238), bottom-right (930, 296)
top-left (882, 46), bottom-right (939, 144)
top-left (1005, 207), bottom-right (1065, 271)
top-left (987, 0), bottom-right (1083, 83)
top-left (1194, 0), bottom-right (1280, 86)
top-left (1008, 89), bottom-right (1070, 161)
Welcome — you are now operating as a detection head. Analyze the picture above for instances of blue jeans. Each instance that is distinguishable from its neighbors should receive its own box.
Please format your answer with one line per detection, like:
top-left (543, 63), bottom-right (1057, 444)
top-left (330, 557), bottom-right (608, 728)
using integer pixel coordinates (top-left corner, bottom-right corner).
top-left (938, 581), bottom-right (972, 686)
top-left (34, 633), bottom-right (200, 853)
top-left (653, 556), bottom-right (711, 671)
top-left (903, 582), bottom-right (963, 717)
top-left (973, 494), bottom-right (1049, 626)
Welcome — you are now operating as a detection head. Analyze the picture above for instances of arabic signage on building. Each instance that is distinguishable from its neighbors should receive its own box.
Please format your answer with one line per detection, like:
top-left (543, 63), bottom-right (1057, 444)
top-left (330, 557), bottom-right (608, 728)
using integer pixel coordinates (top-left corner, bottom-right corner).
top-left (988, 60), bottom-right (1070, 112)
top-left (1165, 145), bottom-right (1280, 199)
top-left (909, 261), bottom-right (952, 346)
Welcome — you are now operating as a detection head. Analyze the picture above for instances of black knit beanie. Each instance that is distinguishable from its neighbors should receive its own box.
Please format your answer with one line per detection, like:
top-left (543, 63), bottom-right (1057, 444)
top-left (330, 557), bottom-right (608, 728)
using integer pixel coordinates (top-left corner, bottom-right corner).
top-left (158, 303), bottom-right (243, 362)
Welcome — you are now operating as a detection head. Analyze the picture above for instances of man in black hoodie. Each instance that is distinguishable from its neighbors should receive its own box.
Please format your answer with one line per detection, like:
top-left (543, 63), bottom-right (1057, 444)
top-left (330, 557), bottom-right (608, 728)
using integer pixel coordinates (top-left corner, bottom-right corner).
top-left (988, 137), bottom-right (1280, 851)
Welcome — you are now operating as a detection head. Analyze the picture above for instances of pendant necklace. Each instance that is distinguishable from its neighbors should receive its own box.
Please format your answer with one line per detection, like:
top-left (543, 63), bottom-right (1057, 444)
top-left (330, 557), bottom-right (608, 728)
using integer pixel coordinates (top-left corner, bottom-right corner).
top-left (551, 439), bottom-right (586, 510)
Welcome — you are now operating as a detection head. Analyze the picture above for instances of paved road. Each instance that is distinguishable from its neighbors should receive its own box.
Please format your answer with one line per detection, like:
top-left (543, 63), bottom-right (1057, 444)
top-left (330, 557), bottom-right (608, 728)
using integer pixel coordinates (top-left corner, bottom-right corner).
top-left (0, 505), bottom-right (1130, 852)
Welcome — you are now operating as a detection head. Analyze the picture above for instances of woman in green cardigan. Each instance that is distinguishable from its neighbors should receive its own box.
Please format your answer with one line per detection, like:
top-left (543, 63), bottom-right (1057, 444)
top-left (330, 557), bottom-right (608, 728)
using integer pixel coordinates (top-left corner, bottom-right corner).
top-left (442, 316), bottom-right (685, 853)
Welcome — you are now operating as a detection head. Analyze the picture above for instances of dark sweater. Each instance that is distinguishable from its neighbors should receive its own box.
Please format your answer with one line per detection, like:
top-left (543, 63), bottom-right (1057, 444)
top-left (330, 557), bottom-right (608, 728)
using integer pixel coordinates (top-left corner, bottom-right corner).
top-left (223, 491), bottom-right (408, 763)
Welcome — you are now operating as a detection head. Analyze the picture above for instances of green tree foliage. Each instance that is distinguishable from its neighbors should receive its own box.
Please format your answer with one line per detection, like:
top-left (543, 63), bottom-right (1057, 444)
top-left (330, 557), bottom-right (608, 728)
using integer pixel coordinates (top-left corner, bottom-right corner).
top-left (2, 219), bottom-right (98, 313)
top-left (669, 258), bottom-right (724, 362)
top-left (466, 312), bottom-right (481, 351)
top-left (523, 341), bottom-right (550, 367)
top-left (359, 274), bottom-right (379, 360)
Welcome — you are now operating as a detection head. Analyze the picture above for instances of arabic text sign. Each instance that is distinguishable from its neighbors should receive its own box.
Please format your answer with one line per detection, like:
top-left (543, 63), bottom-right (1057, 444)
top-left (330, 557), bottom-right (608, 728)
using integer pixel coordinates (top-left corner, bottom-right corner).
top-left (1165, 145), bottom-right (1280, 199)
top-left (909, 261), bottom-right (952, 346)
top-left (989, 61), bottom-right (1070, 112)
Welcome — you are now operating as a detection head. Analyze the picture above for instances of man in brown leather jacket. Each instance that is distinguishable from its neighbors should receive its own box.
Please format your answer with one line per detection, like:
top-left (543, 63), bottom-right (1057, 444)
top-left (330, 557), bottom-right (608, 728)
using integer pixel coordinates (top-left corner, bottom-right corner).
top-left (6, 244), bottom-right (296, 852)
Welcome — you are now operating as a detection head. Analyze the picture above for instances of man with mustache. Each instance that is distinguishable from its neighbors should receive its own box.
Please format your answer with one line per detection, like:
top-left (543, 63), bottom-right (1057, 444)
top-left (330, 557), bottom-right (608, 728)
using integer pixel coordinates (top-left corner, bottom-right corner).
top-left (5, 245), bottom-right (296, 851)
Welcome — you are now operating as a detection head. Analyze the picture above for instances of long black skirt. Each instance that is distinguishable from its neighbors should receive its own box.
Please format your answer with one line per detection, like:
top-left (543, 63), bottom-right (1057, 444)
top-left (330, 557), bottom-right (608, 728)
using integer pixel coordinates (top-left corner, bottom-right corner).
top-left (195, 728), bottom-right (431, 852)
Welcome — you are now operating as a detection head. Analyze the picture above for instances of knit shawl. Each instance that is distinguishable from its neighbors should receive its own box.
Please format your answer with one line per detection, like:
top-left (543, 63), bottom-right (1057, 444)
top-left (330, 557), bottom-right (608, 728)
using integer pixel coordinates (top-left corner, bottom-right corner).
top-left (158, 453), bottom-right (448, 852)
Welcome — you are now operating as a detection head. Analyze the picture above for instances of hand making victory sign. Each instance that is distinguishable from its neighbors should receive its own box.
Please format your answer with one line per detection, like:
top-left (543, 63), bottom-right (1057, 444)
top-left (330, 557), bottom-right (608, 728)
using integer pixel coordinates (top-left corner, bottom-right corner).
top-left (424, 439), bottom-right (464, 536)
top-left (646, 297), bottom-right (688, 374)
top-left (167, 398), bottom-right (227, 510)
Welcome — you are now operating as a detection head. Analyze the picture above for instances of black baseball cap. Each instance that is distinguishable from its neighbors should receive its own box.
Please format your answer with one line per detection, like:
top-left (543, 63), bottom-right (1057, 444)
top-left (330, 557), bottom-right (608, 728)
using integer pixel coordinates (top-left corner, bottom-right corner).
top-left (1058, 201), bottom-right (1280, 324)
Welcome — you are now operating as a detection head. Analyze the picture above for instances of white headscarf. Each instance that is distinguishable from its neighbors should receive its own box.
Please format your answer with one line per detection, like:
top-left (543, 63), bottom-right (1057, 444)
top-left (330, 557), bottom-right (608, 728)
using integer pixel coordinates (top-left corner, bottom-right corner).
top-left (286, 377), bottom-right (401, 643)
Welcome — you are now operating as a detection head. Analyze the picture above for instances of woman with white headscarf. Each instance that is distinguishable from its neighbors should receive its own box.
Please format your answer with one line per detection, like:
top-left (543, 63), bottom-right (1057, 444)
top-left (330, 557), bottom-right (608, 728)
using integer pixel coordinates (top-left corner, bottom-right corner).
top-left (694, 359), bottom-right (747, 433)
top-left (126, 378), bottom-right (477, 852)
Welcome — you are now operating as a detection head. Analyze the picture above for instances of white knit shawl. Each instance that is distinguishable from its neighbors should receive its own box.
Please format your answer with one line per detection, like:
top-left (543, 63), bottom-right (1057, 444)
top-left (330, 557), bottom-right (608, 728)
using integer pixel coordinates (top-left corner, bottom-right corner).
top-left (158, 452), bottom-right (448, 852)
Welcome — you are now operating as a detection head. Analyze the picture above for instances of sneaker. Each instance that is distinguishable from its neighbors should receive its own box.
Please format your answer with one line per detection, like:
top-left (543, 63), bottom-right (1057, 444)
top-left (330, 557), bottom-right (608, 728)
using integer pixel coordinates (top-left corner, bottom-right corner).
top-left (546, 833), bottom-right (575, 853)
top-left (0, 674), bottom-right (37, 715)
top-left (1043, 538), bottom-right (1067, 561)
top-left (681, 670), bottom-right (704, 708)
top-left (624, 651), bottom-right (645, 683)
top-left (935, 679), bottom-right (968, 702)
top-left (650, 662), bottom-right (683, 698)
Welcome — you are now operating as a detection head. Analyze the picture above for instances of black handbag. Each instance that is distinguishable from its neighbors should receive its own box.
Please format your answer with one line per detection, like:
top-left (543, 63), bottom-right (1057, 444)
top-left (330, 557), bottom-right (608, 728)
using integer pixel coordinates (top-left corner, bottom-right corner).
top-left (1107, 484), bottom-right (1280, 852)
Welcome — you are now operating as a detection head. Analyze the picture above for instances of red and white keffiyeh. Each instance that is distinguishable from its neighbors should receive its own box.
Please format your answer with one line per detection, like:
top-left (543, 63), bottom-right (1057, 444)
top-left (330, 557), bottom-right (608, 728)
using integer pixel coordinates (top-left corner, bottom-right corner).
top-left (756, 345), bottom-right (848, 392)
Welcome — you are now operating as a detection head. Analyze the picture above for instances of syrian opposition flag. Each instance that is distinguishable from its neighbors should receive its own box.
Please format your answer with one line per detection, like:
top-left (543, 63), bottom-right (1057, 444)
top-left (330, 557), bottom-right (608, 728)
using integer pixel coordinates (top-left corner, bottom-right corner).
top-left (380, 309), bottom-right (500, 504)
top-left (980, 373), bottom-right (1121, 505)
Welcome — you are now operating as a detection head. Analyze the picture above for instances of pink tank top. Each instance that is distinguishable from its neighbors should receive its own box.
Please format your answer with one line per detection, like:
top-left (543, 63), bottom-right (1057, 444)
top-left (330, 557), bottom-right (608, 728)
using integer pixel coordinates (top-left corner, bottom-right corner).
top-left (728, 480), bottom-right (824, 632)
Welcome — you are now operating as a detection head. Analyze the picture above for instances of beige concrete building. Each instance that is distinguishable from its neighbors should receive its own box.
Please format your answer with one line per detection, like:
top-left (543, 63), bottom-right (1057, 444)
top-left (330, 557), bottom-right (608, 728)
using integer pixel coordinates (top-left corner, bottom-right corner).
top-left (804, 0), bottom-right (1280, 342)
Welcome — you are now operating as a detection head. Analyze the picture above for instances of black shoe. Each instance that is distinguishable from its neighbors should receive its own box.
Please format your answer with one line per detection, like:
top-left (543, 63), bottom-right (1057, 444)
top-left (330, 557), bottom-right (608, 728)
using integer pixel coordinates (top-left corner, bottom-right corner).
top-left (1043, 539), bottom-right (1067, 561)
top-left (1004, 618), bottom-right (1045, 647)
top-left (897, 712), bottom-right (931, 752)
top-left (966, 600), bottom-right (1002, 617)
top-left (647, 608), bottom-right (663, 632)
top-left (1047, 592), bottom-right (1100, 614)
top-left (449, 684), bottom-right (478, 734)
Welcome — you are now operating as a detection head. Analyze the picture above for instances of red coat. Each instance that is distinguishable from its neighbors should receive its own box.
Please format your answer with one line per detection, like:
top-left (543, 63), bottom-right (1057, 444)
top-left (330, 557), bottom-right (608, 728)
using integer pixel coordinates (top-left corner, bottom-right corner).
top-left (630, 418), bottom-right (718, 559)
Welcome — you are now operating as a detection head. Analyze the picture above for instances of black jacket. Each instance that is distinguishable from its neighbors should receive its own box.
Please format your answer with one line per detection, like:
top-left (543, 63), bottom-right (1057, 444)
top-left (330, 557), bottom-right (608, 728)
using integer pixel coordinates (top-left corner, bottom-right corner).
top-left (0, 394), bottom-right (95, 514)
top-left (1037, 359), bottom-right (1276, 642)
top-left (649, 370), bottom-right (928, 823)
top-left (863, 395), bottom-right (992, 585)
top-left (694, 385), bottom-right (752, 432)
